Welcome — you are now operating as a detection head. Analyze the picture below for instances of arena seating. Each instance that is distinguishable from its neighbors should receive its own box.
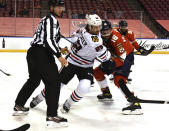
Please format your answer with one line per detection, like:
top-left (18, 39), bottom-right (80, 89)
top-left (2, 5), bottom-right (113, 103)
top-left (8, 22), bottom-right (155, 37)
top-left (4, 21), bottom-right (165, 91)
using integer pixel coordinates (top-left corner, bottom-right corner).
top-left (139, 0), bottom-right (169, 20)
top-left (0, 0), bottom-right (168, 20)
top-left (65, 0), bottom-right (137, 19)
top-left (0, 0), bottom-right (41, 17)
top-left (0, 0), bottom-right (168, 38)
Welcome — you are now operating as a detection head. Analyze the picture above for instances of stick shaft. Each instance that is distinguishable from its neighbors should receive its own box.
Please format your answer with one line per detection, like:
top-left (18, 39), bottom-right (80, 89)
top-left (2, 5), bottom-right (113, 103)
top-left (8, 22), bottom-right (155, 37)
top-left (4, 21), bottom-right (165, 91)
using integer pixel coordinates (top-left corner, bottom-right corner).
top-left (0, 69), bottom-right (10, 76)
top-left (0, 124), bottom-right (30, 131)
top-left (129, 97), bottom-right (169, 104)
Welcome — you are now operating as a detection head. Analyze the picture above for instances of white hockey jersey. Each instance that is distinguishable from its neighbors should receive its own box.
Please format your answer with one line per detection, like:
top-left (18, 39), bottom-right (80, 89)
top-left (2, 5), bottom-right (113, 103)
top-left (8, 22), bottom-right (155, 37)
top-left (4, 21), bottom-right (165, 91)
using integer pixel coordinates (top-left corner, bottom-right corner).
top-left (67, 28), bottom-right (110, 68)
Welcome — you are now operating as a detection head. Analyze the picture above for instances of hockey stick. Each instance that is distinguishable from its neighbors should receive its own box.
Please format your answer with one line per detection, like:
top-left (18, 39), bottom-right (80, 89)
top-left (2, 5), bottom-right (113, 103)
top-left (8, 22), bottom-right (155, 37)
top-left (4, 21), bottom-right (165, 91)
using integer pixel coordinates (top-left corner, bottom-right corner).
top-left (0, 123), bottom-right (30, 131)
top-left (128, 97), bottom-right (169, 104)
top-left (0, 69), bottom-right (11, 76)
top-left (118, 79), bottom-right (169, 105)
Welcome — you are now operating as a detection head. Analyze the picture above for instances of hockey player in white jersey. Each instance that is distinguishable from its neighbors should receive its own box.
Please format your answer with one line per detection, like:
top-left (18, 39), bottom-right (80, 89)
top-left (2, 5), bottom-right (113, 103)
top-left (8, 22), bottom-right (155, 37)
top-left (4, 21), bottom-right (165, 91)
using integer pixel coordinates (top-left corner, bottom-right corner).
top-left (30, 14), bottom-right (110, 113)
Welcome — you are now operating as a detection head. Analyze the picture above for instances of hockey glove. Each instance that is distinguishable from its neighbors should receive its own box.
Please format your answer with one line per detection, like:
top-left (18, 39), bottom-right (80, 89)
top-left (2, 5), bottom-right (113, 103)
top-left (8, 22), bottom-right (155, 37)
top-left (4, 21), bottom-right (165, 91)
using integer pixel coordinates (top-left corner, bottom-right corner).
top-left (100, 59), bottom-right (116, 75)
top-left (137, 46), bottom-right (155, 56)
top-left (137, 46), bottom-right (147, 55)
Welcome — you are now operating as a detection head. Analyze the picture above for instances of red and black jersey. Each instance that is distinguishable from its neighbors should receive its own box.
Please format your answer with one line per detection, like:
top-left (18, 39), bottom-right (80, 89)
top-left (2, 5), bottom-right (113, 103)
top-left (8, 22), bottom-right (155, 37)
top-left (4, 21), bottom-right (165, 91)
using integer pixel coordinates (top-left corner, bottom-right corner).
top-left (117, 28), bottom-right (140, 50)
top-left (103, 29), bottom-right (134, 67)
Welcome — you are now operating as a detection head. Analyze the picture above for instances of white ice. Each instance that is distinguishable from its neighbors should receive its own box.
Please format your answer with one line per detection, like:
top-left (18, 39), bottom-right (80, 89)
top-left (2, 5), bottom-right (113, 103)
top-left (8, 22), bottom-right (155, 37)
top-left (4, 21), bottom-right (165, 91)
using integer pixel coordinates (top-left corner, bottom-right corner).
top-left (0, 52), bottom-right (169, 131)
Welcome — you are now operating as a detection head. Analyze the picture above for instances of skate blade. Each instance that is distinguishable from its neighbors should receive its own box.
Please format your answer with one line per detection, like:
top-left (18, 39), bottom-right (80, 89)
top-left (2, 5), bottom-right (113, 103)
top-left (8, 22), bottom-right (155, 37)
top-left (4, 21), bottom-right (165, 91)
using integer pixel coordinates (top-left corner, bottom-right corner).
top-left (13, 111), bottom-right (29, 116)
top-left (98, 98), bottom-right (114, 102)
top-left (46, 121), bottom-right (68, 128)
top-left (122, 109), bottom-right (143, 115)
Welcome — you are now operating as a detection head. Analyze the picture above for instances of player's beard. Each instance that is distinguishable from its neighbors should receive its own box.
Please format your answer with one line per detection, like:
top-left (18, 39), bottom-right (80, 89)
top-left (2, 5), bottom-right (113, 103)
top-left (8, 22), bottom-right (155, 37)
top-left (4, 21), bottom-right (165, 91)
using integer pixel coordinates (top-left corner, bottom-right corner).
top-left (102, 36), bottom-right (110, 44)
top-left (119, 28), bottom-right (127, 35)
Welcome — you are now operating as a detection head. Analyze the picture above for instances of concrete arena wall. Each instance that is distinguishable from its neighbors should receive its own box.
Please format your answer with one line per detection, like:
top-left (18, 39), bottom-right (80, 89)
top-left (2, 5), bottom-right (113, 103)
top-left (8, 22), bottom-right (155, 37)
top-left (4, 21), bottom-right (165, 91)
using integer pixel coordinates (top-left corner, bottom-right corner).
top-left (0, 37), bottom-right (169, 54)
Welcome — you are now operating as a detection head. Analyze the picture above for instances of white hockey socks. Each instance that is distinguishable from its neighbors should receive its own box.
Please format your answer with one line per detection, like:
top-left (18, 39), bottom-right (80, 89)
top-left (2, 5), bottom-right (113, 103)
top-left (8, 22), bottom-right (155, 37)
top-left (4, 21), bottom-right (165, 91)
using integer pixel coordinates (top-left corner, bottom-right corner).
top-left (97, 78), bottom-right (108, 89)
top-left (67, 79), bottom-right (91, 105)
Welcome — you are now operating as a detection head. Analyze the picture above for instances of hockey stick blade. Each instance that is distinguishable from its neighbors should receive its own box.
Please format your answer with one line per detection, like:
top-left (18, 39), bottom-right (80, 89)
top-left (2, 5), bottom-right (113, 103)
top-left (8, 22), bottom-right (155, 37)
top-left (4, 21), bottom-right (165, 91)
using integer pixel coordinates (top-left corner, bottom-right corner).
top-left (0, 69), bottom-right (11, 76)
top-left (138, 99), bottom-right (169, 104)
top-left (128, 97), bottom-right (169, 104)
top-left (0, 123), bottom-right (30, 131)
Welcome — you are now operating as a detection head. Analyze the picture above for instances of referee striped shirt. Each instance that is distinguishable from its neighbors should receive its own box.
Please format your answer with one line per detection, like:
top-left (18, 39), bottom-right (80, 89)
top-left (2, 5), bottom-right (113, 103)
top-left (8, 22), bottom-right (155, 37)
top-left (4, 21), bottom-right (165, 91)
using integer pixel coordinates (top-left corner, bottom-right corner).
top-left (30, 14), bottom-right (61, 58)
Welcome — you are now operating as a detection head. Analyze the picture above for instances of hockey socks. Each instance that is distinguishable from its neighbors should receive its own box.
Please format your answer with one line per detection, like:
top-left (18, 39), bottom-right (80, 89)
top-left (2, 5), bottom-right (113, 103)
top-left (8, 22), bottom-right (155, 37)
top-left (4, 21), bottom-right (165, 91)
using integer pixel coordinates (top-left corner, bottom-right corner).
top-left (97, 78), bottom-right (108, 89)
top-left (69, 89), bottom-right (83, 104)
top-left (61, 89), bottom-right (84, 113)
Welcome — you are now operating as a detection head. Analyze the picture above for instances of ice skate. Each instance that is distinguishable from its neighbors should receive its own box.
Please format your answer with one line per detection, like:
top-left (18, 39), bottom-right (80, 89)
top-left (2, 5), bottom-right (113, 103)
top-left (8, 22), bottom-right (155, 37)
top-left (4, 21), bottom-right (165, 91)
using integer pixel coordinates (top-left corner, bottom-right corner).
top-left (60, 100), bottom-right (71, 113)
top-left (122, 102), bottom-right (143, 115)
top-left (30, 94), bottom-right (44, 108)
top-left (46, 116), bottom-right (68, 128)
top-left (97, 87), bottom-right (113, 101)
top-left (13, 104), bottom-right (29, 116)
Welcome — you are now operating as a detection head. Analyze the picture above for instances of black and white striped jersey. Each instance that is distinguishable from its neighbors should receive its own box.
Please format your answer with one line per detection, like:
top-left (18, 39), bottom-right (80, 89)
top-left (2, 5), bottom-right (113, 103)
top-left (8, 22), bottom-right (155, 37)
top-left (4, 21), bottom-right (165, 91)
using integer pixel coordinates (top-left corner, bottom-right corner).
top-left (30, 14), bottom-right (61, 58)
top-left (67, 28), bottom-right (110, 68)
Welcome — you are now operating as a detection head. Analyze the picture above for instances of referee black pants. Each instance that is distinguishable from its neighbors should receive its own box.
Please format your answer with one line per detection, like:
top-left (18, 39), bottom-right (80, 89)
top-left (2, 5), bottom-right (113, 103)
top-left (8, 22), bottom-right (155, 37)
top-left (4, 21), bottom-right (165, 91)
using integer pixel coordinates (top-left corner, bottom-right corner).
top-left (15, 45), bottom-right (60, 117)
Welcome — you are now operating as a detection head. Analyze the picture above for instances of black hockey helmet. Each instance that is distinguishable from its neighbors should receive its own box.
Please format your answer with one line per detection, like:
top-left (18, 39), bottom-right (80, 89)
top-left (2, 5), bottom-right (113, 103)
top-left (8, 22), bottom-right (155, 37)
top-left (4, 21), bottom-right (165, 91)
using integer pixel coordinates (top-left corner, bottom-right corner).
top-left (48, 0), bottom-right (64, 7)
top-left (101, 20), bottom-right (112, 32)
top-left (119, 20), bottom-right (128, 28)
top-left (101, 20), bottom-right (112, 39)
top-left (119, 20), bottom-right (128, 35)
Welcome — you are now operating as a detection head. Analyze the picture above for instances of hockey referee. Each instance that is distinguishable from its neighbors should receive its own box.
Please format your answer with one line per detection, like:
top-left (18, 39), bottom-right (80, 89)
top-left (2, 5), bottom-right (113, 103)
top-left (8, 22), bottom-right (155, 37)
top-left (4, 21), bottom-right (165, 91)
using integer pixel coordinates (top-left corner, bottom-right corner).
top-left (13, 0), bottom-right (68, 127)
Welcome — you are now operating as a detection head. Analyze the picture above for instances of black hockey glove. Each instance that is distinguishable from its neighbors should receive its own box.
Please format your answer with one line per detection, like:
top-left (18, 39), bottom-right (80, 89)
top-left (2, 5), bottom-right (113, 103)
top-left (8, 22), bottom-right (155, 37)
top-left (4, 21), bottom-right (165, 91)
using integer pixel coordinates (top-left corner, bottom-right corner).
top-left (137, 46), bottom-right (155, 56)
top-left (100, 59), bottom-right (116, 75)
top-left (137, 46), bottom-right (147, 55)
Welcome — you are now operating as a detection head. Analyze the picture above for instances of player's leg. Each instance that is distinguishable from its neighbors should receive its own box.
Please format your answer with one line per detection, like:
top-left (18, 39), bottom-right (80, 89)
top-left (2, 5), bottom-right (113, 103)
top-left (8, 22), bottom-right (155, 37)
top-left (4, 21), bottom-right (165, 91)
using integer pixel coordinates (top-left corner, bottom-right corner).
top-left (109, 73), bottom-right (114, 81)
top-left (61, 79), bottom-right (91, 113)
top-left (38, 49), bottom-right (69, 127)
top-left (114, 75), bottom-right (142, 115)
top-left (61, 67), bottom-right (93, 113)
top-left (13, 47), bottom-right (41, 116)
top-left (30, 88), bottom-right (45, 108)
top-left (121, 52), bottom-right (134, 83)
top-left (94, 67), bottom-right (113, 101)
top-left (30, 63), bottom-right (76, 108)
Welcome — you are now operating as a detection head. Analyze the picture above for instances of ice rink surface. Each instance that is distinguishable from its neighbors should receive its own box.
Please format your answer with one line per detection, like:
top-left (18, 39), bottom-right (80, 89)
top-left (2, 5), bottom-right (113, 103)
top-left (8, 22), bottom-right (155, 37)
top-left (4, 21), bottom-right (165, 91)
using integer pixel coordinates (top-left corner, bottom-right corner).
top-left (0, 52), bottom-right (169, 131)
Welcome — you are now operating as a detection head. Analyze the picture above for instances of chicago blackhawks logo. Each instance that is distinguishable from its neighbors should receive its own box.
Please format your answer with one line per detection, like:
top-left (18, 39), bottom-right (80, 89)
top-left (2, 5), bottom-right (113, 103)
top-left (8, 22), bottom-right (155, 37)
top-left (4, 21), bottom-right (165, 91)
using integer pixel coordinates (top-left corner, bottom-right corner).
top-left (91, 36), bottom-right (99, 42)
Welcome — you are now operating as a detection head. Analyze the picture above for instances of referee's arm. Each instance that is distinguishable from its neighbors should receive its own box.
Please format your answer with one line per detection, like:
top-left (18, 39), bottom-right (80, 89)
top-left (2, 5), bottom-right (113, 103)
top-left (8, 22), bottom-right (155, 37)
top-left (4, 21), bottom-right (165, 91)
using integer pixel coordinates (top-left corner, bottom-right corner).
top-left (45, 18), bottom-right (61, 58)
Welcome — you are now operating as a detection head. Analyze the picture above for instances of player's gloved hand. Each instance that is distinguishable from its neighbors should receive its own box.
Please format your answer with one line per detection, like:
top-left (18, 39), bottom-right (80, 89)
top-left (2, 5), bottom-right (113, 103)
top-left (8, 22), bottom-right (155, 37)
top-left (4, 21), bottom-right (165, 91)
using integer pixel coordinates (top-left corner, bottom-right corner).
top-left (61, 47), bottom-right (69, 55)
top-left (137, 46), bottom-right (148, 55)
top-left (58, 57), bottom-right (68, 67)
top-left (100, 59), bottom-right (116, 75)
